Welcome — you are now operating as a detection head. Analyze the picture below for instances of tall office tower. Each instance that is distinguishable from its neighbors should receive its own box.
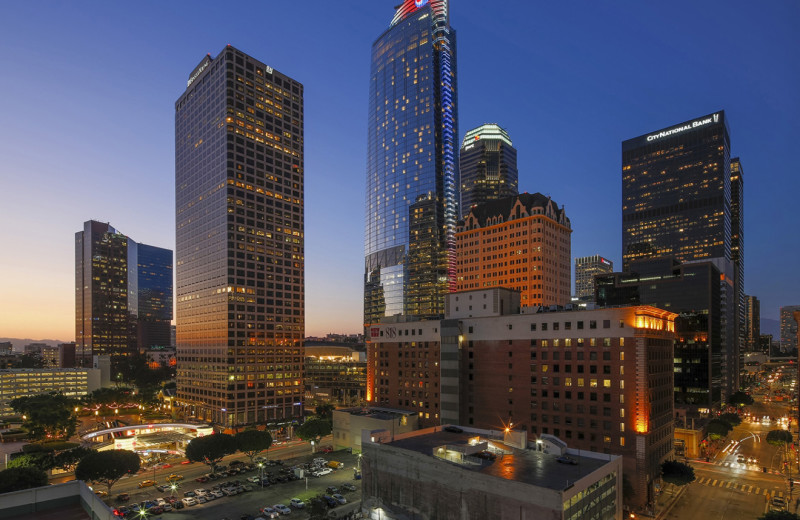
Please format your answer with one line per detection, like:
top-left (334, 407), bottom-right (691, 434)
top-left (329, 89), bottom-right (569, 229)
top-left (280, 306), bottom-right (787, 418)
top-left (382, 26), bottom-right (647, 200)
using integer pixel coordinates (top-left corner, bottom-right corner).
top-left (574, 255), bottom-right (613, 301)
top-left (455, 193), bottom-right (571, 307)
top-left (130, 243), bottom-right (173, 351)
top-left (76, 220), bottom-right (173, 360)
top-left (781, 306), bottom-right (800, 350)
top-left (364, 0), bottom-right (458, 327)
top-left (744, 295), bottom-right (760, 352)
top-left (76, 221), bottom-right (131, 359)
top-left (622, 111), bottom-right (738, 400)
top-left (175, 46), bottom-right (305, 427)
top-left (596, 258), bottom-right (722, 410)
top-left (730, 158), bottom-right (744, 366)
top-left (459, 124), bottom-right (518, 218)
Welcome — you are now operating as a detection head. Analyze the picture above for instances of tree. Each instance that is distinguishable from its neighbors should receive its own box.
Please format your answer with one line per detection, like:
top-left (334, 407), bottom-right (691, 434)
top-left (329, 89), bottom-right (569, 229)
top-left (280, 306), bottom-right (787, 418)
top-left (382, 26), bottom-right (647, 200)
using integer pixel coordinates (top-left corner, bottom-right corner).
top-left (235, 429), bottom-right (272, 463)
top-left (661, 460), bottom-right (695, 487)
top-left (75, 449), bottom-right (140, 495)
top-left (316, 403), bottom-right (335, 422)
top-left (767, 429), bottom-right (793, 447)
top-left (758, 512), bottom-right (800, 520)
top-left (7, 451), bottom-right (55, 471)
top-left (54, 446), bottom-right (94, 473)
top-left (707, 418), bottom-right (732, 440)
top-left (0, 466), bottom-right (48, 493)
top-left (185, 433), bottom-right (237, 473)
top-left (719, 412), bottom-right (742, 428)
top-left (729, 391), bottom-right (755, 407)
top-left (295, 418), bottom-right (332, 446)
top-left (10, 392), bottom-right (78, 441)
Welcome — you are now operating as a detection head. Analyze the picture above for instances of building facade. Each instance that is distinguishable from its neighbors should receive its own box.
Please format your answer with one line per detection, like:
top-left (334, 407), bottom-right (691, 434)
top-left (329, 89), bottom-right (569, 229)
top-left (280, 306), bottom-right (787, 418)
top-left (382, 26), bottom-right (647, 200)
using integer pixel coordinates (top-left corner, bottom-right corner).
top-left (459, 124), bottom-right (518, 218)
top-left (366, 288), bottom-right (676, 508)
top-left (76, 221), bottom-right (130, 359)
top-left (730, 158), bottom-right (744, 371)
top-left (304, 346), bottom-right (367, 408)
top-left (574, 255), bottom-right (613, 301)
top-left (364, 0), bottom-right (459, 327)
top-left (744, 295), bottom-right (760, 352)
top-left (596, 258), bottom-right (721, 410)
top-left (621, 111), bottom-right (738, 399)
top-left (175, 46), bottom-right (304, 427)
top-left (455, 193), bottom-right (572, 308)
top-left (781, 306), bottom-right (800, 351)
top-left (0, 368), bottom-right (101, 418)
top-left (361, 426), bottom-right (623, 520)
top-left (76, 221), bottom-right (173, 359)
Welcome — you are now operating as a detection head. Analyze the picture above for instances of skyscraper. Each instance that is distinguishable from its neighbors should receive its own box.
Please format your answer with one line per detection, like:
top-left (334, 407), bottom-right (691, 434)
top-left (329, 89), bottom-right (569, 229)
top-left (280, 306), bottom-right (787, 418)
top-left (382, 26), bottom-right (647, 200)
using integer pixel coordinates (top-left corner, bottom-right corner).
top-left (744, 295), bottom-right (760, 352)
top-left (622, 111), bottom-right (739, 399)
top-left (76, 221), bottom-right (130, 360)
top-left (574, 255), bottom-right (613, 301)
top-left (730, 158), bottom-right (744, 366)
top-left (76, 221), bottom-right (172, 360)
top-left (364, 0), bottom-right (458, 327)
top-left (459, 123), bottom-right (518, 218)
top-left (175, 46), bottom-right (304, 427)
top-left (781, 306), bottom-right (800, 351)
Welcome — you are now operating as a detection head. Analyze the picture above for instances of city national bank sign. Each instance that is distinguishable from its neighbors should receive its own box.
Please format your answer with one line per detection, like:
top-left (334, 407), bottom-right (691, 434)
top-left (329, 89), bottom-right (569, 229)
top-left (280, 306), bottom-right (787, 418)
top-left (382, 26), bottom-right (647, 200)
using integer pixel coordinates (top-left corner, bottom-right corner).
top-left (646, 113), bottom-right (720, 142)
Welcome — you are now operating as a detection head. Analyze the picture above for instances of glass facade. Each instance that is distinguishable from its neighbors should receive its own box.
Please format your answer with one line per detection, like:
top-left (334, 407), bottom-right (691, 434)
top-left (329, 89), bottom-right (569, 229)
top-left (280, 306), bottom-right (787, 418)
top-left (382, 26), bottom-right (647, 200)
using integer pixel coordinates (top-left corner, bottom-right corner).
top-left (596, 258), bottom-right (722, 409)
top-left (130, 243), bottom-right (173, 351)
top-left (175, 46), bottom-right (304, 427)
top-left (75, 220), bottom-right (131, 359)
top-left (622, 111), bottom-right (730, 270)
top-left (364, 0), bottom-right (458, 326)
top-left (574, 255), bottom-right (613, 301)
top-left (459, 123), bottom-right (518, 218)
top-left (730, 158), bottom-right (744, 362)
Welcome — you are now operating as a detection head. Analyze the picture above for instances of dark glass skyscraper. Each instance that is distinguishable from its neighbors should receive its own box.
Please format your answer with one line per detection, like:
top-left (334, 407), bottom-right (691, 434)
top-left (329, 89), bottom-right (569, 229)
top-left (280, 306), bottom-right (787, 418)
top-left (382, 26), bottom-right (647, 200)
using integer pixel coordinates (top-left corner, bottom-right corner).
top-left (730, 158), bottom-right (744, 363)
top-left (175, 46), bottom-right (304, 427)
top-left (622, 111), bottom-right (739, 400)
top-left (130, 242), bottom-right (173, 351)
top-left (459, 123), bottom-right (518, 218)
top-left (364, 0), bottom-right (458, 326)
top-left (76, 220), bottom-right (130, 359)
top-left (76, 220), bottom-right (173, 358)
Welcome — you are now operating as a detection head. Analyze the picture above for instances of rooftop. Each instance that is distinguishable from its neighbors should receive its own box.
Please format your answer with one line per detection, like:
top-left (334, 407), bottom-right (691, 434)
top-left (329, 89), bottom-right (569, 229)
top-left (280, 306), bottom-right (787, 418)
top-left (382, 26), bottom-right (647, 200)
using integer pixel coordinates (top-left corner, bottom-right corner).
top-left (386, 430), bottom-right (611, 491)
top-left (338, 406), bottom-right (417, 420)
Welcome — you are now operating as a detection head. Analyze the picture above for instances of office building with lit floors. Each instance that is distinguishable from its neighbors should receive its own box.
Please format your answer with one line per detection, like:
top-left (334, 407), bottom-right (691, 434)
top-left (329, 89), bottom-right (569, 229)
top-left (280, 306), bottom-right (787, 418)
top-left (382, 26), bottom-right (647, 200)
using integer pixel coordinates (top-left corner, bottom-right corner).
top-left (364, 0), bottom-right (459, 326)
top-left (455, 193), bottom-right (572, 308)
top-left (622, 111), bottom-right (739, 400)
top-left (744, 295), bottom-right (760, 352)
top-left (574, 255), bottom-right (613, 301)
top-left (175, 46), bottom-right (304, 427)
top-left (459, 123), bottom-right (518, 218)
top-left (367, 287), bottom-right (676, 509)
top-left (781, 305), bottom-right (800, 351)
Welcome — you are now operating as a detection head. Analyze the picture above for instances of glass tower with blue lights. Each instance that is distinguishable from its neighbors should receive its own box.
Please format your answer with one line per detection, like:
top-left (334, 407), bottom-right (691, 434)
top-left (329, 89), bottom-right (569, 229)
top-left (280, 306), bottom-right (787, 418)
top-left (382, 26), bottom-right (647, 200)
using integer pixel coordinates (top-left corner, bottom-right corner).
top-left (364, 0), bottom-right (458, 327)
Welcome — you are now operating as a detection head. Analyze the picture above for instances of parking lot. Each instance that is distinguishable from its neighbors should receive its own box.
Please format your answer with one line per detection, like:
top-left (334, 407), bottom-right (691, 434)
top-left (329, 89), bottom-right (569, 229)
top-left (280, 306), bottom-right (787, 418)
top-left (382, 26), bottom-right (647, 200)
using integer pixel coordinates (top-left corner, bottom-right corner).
top-left (112, 449), bottom-right (363, 520)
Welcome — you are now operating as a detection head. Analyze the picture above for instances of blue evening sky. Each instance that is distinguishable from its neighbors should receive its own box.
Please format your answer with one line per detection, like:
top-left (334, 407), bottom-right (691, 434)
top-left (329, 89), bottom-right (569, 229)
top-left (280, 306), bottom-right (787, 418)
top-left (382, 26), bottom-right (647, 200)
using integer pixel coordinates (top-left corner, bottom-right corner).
top-left (0, 1), bottom-right (797, 340)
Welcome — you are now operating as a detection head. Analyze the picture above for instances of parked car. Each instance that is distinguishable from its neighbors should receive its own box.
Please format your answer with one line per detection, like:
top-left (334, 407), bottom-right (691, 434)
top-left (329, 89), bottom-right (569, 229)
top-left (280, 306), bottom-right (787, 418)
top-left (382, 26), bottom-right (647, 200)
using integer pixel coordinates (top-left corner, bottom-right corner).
top-left (321, 445), bottom-right (333, 453)
top-left (326, 486), bottom-right (340, 495)
top-left (443, 425), bottom-right (463, 433)
top-left (327, 461), bottom-right (343, 469)
top-left (332, 494), bottom-right (347, 505)
top-left (289, 498), bottom-right (305, 509)
top-left (556, 456), bottom-right (578, 465)
top-left (312, 467), bottom-right (333, 477)
top-left (341, 483), bottom-right (356, 492)
top-left (260, 506), bottom-right (279, 519)
top-left (322, 495), bottom-right (338, 508)
top-left (181, 497), bottom-right (197, 507)
top-left (116, 493), bottom-right (130, 502)
top-left (273, 504), bottom-right (291, 515)
top-left (138, 480), bottom-right (157, 488)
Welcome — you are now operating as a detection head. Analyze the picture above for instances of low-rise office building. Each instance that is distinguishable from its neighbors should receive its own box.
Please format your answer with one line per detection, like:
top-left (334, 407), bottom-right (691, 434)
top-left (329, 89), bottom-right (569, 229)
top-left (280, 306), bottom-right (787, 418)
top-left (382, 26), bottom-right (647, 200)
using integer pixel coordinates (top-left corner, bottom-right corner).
top-left (0, 368), bottom-right (102, 417)
top-left (332, 407), bottom-right (419, 452)
top-left (361, 425), bottom-right (622, 520)
top-left (305, 346), bottom-right (367, 407)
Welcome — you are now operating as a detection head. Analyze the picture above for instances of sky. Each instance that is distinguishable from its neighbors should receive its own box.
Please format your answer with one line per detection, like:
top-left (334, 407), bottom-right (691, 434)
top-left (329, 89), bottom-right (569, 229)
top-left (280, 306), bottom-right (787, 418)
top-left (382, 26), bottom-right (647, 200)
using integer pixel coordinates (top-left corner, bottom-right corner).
top-left (0, 1), bottom-right (798, 341)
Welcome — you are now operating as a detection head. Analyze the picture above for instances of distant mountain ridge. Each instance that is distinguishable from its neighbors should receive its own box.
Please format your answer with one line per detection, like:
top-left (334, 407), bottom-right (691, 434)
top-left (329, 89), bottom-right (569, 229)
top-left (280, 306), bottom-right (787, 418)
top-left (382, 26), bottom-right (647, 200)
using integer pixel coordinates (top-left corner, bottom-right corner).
top-left (0, 338), bottom-right (69, 351)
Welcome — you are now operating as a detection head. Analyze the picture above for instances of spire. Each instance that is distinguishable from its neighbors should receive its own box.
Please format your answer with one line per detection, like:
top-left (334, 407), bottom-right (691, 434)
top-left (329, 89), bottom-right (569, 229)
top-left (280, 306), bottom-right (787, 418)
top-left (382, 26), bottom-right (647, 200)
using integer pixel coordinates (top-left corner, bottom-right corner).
top-left (390, 0), bottom-right (449, 27)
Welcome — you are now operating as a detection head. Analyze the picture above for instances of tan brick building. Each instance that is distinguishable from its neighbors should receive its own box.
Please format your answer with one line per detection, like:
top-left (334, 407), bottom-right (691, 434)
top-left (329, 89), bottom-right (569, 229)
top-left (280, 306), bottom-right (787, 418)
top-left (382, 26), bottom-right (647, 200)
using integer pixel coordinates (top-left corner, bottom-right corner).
top-left (456, 193), bottom-right (572, 308)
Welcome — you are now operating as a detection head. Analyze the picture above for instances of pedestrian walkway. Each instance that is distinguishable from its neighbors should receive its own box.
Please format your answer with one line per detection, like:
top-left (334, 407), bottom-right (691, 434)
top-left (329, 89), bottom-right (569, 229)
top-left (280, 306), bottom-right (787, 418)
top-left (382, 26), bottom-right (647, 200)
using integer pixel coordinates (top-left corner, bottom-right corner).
top-left (695, 476), bottom-right (792, 498)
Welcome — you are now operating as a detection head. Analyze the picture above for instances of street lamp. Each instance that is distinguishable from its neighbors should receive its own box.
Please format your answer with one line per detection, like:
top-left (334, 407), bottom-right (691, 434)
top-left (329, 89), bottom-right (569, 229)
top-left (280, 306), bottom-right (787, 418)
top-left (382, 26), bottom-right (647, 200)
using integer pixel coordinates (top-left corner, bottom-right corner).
top-left (258, 462), bottom-right (264, 488)
top-left (311, 440), bottom-right (315, 454)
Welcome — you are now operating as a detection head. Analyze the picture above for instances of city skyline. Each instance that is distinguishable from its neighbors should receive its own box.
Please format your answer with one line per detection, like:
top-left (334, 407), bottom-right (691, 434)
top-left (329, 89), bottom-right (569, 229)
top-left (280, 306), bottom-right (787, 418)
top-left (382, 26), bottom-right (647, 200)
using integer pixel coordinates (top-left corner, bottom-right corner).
top-left (0, 1), bottom-right (798, 340)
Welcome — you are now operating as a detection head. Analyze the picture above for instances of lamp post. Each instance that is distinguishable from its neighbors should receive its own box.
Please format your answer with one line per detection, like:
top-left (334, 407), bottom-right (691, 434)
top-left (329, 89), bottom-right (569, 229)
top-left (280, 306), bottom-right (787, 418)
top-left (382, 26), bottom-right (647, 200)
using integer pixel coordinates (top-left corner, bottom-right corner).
top-left (258, 462), bottom-right (264, 489)
top-left (311, 440), bottom-right (315, 454)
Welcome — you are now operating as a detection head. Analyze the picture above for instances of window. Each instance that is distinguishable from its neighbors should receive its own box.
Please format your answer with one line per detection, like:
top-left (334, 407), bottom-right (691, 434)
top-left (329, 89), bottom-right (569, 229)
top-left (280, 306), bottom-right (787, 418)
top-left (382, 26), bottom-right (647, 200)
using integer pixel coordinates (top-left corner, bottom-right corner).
top-left (530, 323), bottom-right (537, 331)
top-left (542, 323), bottom-right (548, 331)
top-left (603, 320), bottom-right (610, 329)
top-left (565, 321), bottom-right (572, 330)
top-left (577, 321), bottom-right (584, 329)
top-left (590, 320), bottom-right (597, 329)
top-left (553, 322), bottom-right (559, 331)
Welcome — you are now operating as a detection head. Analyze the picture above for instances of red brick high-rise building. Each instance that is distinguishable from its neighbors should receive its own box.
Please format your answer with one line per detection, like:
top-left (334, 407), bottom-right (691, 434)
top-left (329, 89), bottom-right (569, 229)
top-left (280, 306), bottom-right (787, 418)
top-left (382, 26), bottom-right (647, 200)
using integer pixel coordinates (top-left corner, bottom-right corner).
top-left (455, 193), bottom-right (571, 308)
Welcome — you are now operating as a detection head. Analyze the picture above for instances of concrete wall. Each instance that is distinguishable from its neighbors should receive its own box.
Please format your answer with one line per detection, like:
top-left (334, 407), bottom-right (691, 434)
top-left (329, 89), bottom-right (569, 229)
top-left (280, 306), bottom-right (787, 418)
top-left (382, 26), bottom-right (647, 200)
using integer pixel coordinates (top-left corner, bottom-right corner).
top-left (333, 409), bottom-right (419, 451)
top-left (0, 480), bottom-right (115, 520)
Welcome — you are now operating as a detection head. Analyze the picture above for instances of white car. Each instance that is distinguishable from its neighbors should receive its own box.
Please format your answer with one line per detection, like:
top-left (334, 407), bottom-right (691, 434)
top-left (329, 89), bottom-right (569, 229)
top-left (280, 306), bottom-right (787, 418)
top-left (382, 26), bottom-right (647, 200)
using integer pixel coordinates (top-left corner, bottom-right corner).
top-left (181, 497), bottom-right (197, 506)
top-left (212, 490), bottom-right (224, 499)
top-left (273, 504), bottom-right (291, 515)
top-left (260, 507), bottom-right (279, 519)
top-left (248, 476), bottom-right (262, 483)
top-left (312, 467), bottom-right (333, 477)
top-left (290, 498), bottom-right (305, 509)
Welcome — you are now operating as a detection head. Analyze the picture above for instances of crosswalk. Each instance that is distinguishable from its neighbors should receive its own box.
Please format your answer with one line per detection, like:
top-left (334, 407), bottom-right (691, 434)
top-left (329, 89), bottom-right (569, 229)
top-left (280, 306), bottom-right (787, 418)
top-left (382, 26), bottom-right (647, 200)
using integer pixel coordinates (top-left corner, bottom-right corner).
top-left (695, 476), bottom-right (791, 498)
